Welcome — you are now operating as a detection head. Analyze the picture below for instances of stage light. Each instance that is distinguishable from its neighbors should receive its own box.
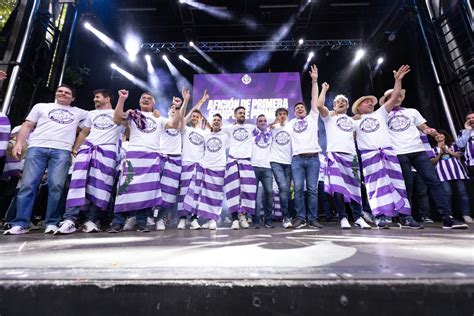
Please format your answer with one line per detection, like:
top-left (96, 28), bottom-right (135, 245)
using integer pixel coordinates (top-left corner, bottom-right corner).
top-left (124, 33), bottom-right (141, 62)
top-left (110, 63), bottom-right (117, 69)
top-left (308, 51), bottom-right (315, 59)
top-left (298, 38), bottom-right (304, 45)
top-left (354, 49), bottom-right (366, 62)
top-left (145, 54), bottom-right (151, 62)
top-left (84, 22), bottom-right (91, 29)
top-left (180, 0), bottom-right (233, 20)
top-left (179, 0), bottom-right (185, 3)
top-left (162, 55), bottom-right (192, 92)
top-left (83, 22), bottom-right (117, 49)
top-left (377, 57), bottom-right (384, 65)
top-left (189, 41), bottom-right (194, 47)
top-left (179, 55), bottom-right (207, 74)
top-left (162, 54), bottom-right (168, 60)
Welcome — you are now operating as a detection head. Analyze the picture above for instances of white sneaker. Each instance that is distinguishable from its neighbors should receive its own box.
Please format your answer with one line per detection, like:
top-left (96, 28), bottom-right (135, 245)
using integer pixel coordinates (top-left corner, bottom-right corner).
top-left (177, 218), bottom-right (186, 230)
top-left (231, 220), bottom-right (240, 230)
top-left (83, 221), bottom-right (100, 233)
top-left (190, 219), bottom-right (201, 230)
top-left (123, 216), bottom-right (137, 231)
top-left (44, 224), bottom-right (59, 234)
top-left (156, 219), bottom-right (166, 231)
top-left (340, 217), bottom-right (351, 230)
top-left (463, 215), bottom-right (473, 223)
top-left (3, 226), bottom-right (29, 235)
top-left (147, 217), bottom-right (155, 226)
top-left (238, 213), bottom-right (249, 229)
top-left (208, 220), bottom-right (217, 230)
top-left (354, 217), bottom-right (372, 229)
top-left (282, 217), bottom-right (293, 229)
top-left (54, 220), bottom-right (76, 235)
top-left (362, 211), bottom-right (374, 223)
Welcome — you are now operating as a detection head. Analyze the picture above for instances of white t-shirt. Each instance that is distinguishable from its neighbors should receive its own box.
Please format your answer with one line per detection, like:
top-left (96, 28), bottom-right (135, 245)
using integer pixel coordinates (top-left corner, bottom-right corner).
top-left (321, 113), bottom-right (356, 154)
top-left (83, 109), bottom-right (124, 146)
top-left (289, 110), bottom-right (322, 156)
top-left (181, 126), bottom-right (208, 163)
top-left (26, 103), bottom-right (87, 151)
top-left (222, 123), bottom-right (255, 159)
top-left (353, 106), bottom-right (392, 150)
top-left (270, 123), bottom-right (292, 165)
top-left (387, 107), bottom-right (427, 155)
top-left (251, 128), bottom-right (272, 168)
top-left (160, 124), bottom-right (182, 155)
top-left (203, 131), bottom-right (229, 169)
top-left (127, 112), bottom-right (165, 152)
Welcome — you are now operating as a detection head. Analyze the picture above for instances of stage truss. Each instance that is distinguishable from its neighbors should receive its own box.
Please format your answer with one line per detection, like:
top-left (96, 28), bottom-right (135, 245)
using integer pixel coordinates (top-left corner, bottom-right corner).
top-left (141, 39), bottom-right (361, 53)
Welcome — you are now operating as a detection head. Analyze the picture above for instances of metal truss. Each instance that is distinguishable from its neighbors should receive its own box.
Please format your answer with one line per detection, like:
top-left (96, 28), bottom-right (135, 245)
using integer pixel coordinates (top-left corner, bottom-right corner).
top-left (141, 39), bottom-right (361, 53)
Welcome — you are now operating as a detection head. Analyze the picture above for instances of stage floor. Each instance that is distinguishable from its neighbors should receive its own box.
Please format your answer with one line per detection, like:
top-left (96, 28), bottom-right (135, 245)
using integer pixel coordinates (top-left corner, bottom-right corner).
top-left (0, 223), bottom-right (473, 281)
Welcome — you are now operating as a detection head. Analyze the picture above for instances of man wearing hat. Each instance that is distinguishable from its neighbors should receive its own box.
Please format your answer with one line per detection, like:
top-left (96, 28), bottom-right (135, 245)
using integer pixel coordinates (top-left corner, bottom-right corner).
top-left (317, 82), bottom-right (371, 230)
top-left (381, 88), bottom-right (468, 229)
top-left (352, 65), bottom-right (420, 229)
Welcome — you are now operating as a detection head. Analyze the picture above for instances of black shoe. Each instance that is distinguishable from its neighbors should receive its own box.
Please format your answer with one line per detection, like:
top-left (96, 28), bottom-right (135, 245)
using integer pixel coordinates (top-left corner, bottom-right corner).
top-left (375, 216), bottom-right (390, 229)
top-left (253, 224), bottom-right (260, 229)
top-left (137, 225), bottom-right (150, 233)
top-left (443, 216), bottom-right (468, 229)
top-left (108, 224), bottom-right (122, 233)
top-left (308, 220), bottom-right (323, 229)
top-left (1, 223), bottom-right (12, 231)
top-left (399, 215), bottom-right (423, 229)
top-left (292, 218), bottom-right (306, 229)
top-left (264, 222), bottom-right (275, 229)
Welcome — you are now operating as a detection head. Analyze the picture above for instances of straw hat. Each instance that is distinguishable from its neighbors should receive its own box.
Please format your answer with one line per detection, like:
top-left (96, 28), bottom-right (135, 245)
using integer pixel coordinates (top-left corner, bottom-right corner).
top-left (379, 88), bottom-right (406, 106)
top-left (351, 95), bottom-right (378, 114)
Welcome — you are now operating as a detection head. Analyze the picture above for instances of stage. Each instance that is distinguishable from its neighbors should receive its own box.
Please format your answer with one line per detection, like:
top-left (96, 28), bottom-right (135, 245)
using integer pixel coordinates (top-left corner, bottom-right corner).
top-left (0, 223), bottom-right (473, 315)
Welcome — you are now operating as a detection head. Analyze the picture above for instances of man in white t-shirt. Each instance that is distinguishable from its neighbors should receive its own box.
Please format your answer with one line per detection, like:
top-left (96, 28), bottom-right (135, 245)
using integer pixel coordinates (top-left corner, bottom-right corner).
top-left (5, 84), bottom-right (87, 235)
top-left (110, 91), bottom-right (180, 233)
top-left (183, 113), bottom-right (229, 230)
top-left (289, 64), bottom-right (323, 229)
top-left (177, 90), bottom-right (210, 230)
top-left (352, 65), bottom-right (420, 229)
top-left (55, 89), bottom-right (126, 235)
top-left (251, 114), bottom-right (274, 228)
top-left (222, 106), bottom-right (257, 230)
top-left (456, 111), bottom-right (474, 175)
top-left (269, 107), bottom-right (293, 228)
top-left (317, 83), bottom-right (371, 230)
top-left (381, 88), bottom-right (468, 229)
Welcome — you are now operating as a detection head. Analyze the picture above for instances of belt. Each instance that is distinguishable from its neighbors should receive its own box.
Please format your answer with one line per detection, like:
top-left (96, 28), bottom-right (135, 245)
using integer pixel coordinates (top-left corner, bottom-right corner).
top-left (295, 153), bottom-right (319, 158)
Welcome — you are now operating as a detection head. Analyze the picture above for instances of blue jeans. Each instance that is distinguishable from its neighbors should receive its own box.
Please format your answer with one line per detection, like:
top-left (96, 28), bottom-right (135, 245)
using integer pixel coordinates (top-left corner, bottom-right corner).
top-left (440, 180), bottom-right (470, 216)
top-left (397, 151), bottom-right (450, 217)
top-left (13, 147), bottom-right (71, 228)
top-left (318, 181), bottom-right (332, 219)
top-left (270, 162), bottom-right (291, 218)
top-left (333, 192), bottom-right (363, 220)
top-left (291, 155), bottom-right (319, 221)
top-left (112, 208), bottom-right (148, 227)
top-left (63, 204), bottom-right (100, 224)
top-left (253, 167), bottom-right (273, 224)
top-left (412, 172), bottom-right (431, 218)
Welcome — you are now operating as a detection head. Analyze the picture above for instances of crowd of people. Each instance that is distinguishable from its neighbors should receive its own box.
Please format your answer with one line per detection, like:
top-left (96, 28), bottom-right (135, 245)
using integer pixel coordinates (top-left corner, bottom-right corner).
top-left (0, 65), bottom-right (472, 235)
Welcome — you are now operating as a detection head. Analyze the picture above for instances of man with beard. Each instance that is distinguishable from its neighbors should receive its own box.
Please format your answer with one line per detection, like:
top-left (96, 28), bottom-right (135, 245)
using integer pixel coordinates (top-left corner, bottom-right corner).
top-left (55, 89), bottom-right (126, 234)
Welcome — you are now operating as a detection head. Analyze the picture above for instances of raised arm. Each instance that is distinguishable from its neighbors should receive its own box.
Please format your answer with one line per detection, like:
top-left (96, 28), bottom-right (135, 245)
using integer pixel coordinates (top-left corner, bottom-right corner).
top-left (455, 120), bottom-right (472, 148)
top-left (382, 65), bottom-right (411, 113)
top-left (11, 120), bottom-right (35, 160)
top-left (309, 64), bottom-right (320, 114)
top-left (180, 87), bottom-right (190, 117)
top-left (113, 89), bottom-right (129, 125)
top-left (165, 96), bottom-right (183, 129)
top-left (317, 82), bottom-right (331, 118)
top-left (184, 89), bottom-right (209, 123)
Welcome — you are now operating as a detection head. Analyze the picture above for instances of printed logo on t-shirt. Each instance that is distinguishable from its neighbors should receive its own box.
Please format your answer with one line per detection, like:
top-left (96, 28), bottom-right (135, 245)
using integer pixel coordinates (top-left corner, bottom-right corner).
top-left (48, 109), bottom-right (74, 124)
top-left (165, 128), bottom-right (180, 137)
top-left (137, 117), bottom-right (157, 133)
top-left (387, 115), bottom-right (410, 132)
top-left (336, 116), bottom-right (354, 132)
top-left (233, 127), bottom-right (249, 142)
top-left (255, 138), bottom-right (271, 149)
top-left (188, 131), bottom-right (204, 145)
top-left (206, 137), bottom-right (223, 153)
top-left (359, 117), bottom-right (380, 133)
top-left (275, 130), bottom-right (291, 146)
top-left (293, 119), bottom-right (308, 133)
top-left (92, 114), bottom-right (115, 130)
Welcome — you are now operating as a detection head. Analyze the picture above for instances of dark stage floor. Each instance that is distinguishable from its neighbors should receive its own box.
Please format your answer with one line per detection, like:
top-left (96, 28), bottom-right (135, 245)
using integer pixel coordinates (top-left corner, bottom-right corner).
top-left (0, 223), bottom-right (472, 281)
top-left (1, 223), bottom-right (473, 315)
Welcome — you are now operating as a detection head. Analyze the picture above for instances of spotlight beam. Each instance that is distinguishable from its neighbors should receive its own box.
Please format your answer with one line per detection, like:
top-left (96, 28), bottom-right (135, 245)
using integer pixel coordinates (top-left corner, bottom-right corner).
top-left (110, 63), bottom-right (151, 92)
top-left (162, 56), bottom-right (192, 93)
top-left (191, 44), bottom-right (228, 73)
top-left (179, 55), bottom-right (207, 74)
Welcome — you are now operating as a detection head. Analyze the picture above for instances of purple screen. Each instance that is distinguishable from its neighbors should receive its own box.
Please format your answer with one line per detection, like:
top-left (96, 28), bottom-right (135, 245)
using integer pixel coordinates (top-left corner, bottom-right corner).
top-left (192, 72), bottom-right (302, 124)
